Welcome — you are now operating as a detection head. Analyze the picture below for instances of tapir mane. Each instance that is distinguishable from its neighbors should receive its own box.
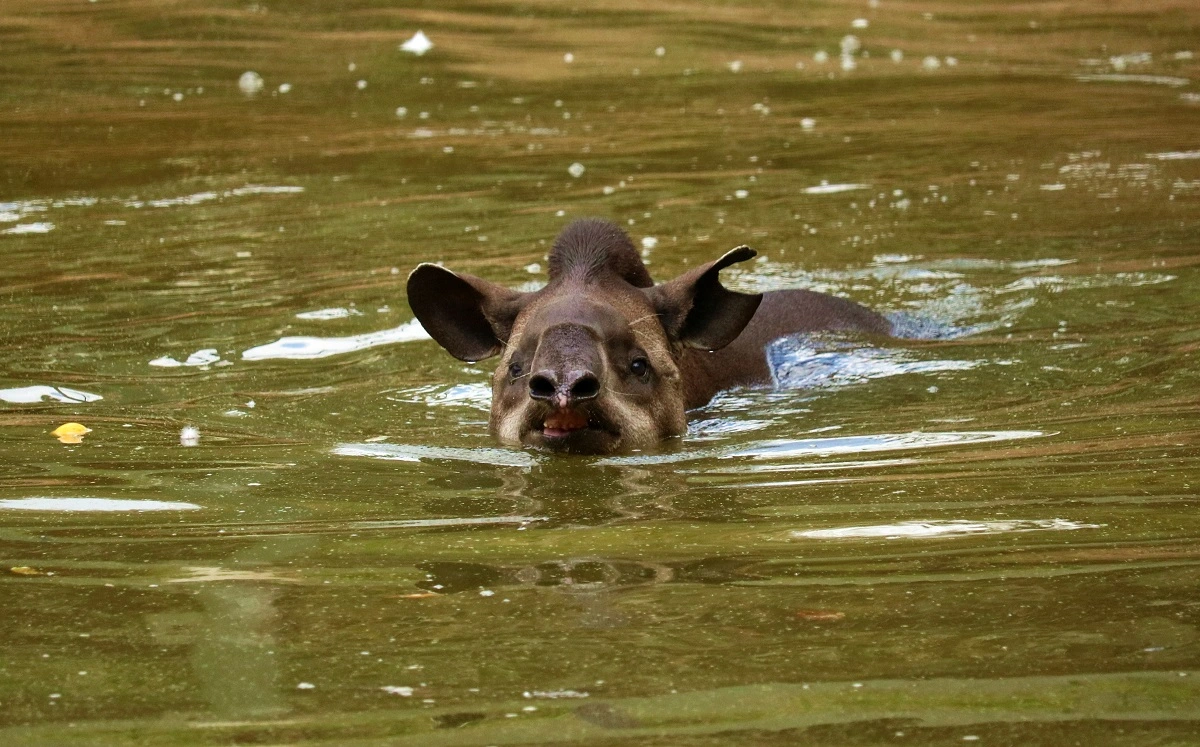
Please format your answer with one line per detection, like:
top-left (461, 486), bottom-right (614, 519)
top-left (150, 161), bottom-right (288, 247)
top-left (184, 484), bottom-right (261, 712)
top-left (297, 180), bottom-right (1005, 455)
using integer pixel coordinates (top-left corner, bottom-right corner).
top-left (547, 218), bottom-right (654, 288)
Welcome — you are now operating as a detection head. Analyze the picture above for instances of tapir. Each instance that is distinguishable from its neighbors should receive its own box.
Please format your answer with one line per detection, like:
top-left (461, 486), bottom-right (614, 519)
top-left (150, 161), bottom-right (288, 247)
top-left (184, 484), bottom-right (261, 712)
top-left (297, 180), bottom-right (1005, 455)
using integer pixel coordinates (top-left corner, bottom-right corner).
top-left (407, 219), bottom-right (890, 454)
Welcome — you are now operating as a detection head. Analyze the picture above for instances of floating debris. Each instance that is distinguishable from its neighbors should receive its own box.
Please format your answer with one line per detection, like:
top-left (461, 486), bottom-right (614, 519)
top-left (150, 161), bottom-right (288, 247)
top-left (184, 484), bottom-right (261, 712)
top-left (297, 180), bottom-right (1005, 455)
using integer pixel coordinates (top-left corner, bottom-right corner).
top-left (382, 686), bottom-right (414, 696)
top-left (238, 71), bottom-right (264, 95)
top-left (568, 162), bottom-right (586, 178)
top-left (51, 423), bottom-right (91, 444)
top-left (180, 426), bottom-right (200, 447)
top-left (400, 30), bottom-right (433, 56)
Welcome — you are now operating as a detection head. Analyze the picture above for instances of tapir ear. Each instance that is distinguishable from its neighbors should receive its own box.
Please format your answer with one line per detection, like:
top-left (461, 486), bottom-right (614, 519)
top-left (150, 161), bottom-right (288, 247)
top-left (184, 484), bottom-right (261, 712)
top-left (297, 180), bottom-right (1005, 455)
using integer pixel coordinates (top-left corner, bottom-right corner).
top-left (407, 263), bottom-right (529, 362)
top-left (646, 245), bottom-right (763, 351)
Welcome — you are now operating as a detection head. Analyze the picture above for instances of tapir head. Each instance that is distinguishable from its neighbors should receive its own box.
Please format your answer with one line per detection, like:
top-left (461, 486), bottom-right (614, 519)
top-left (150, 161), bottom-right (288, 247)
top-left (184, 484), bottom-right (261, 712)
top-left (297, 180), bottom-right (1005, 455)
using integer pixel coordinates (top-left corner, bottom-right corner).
top-left (407, 220), bottom-right (762, 454)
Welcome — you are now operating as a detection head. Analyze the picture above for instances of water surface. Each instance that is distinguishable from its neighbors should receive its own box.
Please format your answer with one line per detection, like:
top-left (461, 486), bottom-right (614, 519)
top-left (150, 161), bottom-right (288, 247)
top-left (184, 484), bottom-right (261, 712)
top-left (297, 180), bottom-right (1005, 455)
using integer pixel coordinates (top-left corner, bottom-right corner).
top-left (2, 1), bottom-right (1199, 743)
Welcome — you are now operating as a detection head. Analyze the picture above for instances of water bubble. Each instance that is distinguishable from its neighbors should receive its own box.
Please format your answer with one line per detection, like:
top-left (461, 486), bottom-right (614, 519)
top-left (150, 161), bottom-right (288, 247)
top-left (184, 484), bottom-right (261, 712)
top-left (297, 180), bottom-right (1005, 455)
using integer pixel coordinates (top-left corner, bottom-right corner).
top-left (568, 162), bottom-right (586, 178)
top-left (814, 50), bottom-right (830, 64)
top-left (727, 60), bottom-right (744, 72)
top-left (563, 52), bottom-right (575, 63)
top-left (655, 46), bottom-right (666, 57)
top-left (278, 83), bottom-right (292, 93)
top-left (172, 92), bottom-right (183, 102)
top-left (922, 56), bottom-right (942, 70)
top-left (395, 106), bottom-right (408, 118)
top-left (891, 49), bottom-right (904, 63)
top-left (852, 18), bottom-right (869, 29)
top-left (801, 117), bottom-right (816, 130)
top-left (356, 79), bottom-right (368, 90)
top-left (238, 71), bottom-right (264, 95)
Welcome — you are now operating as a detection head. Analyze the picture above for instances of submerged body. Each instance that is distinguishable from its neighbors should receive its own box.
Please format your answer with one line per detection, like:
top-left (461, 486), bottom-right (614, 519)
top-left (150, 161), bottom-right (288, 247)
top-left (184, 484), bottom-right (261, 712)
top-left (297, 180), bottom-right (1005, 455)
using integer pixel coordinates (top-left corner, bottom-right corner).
top-left (408, 219), bottom-right (889, 454)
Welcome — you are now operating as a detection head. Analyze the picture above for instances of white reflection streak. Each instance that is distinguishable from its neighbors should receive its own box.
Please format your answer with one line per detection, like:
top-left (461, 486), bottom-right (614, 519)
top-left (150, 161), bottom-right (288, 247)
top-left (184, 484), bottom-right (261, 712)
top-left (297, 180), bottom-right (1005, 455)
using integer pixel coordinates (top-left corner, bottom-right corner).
top-left (243, 319), bottom-right (430, 360)
top-left (351, 515), bottom-right (546, 530)
top-left (0, 385), bottom-right (103, 404)
top-left (793, 518), bottom-right (1101, 539)
top-left (730, 430), bottom-right (1045, 459)
top-left (0, 498), bottom-right (201, 512)
top-left (333, 442), bottom-right (536, 468)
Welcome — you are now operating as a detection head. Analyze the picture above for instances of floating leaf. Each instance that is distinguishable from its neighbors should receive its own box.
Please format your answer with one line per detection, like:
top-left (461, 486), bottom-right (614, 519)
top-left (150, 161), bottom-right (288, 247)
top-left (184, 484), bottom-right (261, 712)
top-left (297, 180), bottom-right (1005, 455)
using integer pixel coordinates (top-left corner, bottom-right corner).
top-left (9, 566), bottom-right (43, 576)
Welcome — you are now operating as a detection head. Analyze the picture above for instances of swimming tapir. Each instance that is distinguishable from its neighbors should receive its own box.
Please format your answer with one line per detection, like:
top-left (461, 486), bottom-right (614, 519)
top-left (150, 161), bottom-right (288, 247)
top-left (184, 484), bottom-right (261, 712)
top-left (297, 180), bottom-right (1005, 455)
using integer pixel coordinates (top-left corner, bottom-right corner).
top-left (408, 219), bottom-right (890, 454)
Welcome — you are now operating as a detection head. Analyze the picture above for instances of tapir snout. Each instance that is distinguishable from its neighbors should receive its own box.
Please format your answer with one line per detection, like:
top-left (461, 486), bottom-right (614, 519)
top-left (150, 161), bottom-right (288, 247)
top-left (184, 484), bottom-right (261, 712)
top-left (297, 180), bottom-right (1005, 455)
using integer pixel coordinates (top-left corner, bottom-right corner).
top-left (527, 323), bottom-right (604, 409)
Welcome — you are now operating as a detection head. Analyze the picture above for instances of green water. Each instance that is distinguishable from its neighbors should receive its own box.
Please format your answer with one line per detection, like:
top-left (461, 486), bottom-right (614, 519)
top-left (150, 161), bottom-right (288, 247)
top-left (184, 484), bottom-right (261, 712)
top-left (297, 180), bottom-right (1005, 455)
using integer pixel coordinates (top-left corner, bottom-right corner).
top-left (2, 1), bottom-right (1199, 743)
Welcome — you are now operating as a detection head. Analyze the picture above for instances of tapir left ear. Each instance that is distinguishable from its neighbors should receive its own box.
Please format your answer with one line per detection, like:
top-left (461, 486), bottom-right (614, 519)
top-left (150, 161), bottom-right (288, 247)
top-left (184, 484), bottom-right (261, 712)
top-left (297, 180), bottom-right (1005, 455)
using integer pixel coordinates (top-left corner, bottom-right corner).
top-left (646, 245), bottom-right (763, 351)
top-left (407, 263), bottom-right (529, 362)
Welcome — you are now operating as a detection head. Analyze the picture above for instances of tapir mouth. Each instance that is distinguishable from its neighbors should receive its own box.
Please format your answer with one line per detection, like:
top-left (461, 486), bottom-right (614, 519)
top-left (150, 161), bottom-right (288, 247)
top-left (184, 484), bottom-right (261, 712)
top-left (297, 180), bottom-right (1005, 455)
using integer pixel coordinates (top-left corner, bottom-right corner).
top-left (527, 405), bottom-right (620, 453)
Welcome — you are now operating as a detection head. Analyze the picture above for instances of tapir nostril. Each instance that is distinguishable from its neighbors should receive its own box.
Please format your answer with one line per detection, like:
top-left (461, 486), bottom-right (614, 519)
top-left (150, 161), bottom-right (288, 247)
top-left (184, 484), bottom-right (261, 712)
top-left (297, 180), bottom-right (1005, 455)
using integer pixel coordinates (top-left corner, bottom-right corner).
top-left (528, 373), bottom-right (557, 400)
top-left (568, 372), bottom-right (601, 401)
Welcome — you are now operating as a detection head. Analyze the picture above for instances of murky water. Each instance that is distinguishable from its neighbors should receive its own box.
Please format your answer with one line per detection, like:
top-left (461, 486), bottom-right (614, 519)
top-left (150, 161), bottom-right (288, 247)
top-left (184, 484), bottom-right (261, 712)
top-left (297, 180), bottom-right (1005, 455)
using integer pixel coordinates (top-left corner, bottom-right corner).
top-left (3, 1), bottom-right (1199, 743)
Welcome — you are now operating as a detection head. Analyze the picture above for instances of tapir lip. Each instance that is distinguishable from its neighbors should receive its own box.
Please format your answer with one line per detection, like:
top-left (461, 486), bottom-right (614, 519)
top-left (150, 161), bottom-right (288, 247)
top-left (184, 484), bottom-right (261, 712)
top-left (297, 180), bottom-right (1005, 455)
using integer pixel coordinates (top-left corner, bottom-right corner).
top-left (522, 404), bottom-right (621, 454)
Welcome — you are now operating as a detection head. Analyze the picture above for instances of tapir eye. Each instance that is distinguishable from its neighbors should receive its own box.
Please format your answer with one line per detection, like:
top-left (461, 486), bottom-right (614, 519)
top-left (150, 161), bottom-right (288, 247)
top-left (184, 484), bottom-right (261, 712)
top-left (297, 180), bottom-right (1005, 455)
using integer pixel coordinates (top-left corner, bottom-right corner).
top-left (508, 362), bottom-right (523, 379)
top-left (629, 358), bottom-right (650, 377)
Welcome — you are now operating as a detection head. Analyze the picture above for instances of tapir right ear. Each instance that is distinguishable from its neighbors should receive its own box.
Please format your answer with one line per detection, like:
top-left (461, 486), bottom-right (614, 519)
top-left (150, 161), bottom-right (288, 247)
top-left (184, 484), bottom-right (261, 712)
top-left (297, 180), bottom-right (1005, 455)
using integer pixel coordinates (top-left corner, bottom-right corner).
top-left (407, 264), bottom-right (529, 362)
top-left (646, 245), bottom-right (763, 351)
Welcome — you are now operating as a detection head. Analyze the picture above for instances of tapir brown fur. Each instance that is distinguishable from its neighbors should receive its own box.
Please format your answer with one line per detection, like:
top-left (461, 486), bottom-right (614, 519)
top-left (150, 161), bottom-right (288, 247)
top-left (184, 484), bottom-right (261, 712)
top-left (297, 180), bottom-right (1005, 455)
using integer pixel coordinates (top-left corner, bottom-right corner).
top-left (407, 219), bottom-right (890, 454)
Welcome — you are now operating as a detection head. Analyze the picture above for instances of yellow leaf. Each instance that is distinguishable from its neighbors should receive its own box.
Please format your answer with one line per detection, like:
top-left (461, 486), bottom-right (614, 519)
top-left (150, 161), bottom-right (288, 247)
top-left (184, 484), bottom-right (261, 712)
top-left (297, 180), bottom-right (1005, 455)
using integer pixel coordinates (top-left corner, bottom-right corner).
top-left (51, 422), bottom-right (91, 444)
top-left (9, 566), bottom-right (42, 576)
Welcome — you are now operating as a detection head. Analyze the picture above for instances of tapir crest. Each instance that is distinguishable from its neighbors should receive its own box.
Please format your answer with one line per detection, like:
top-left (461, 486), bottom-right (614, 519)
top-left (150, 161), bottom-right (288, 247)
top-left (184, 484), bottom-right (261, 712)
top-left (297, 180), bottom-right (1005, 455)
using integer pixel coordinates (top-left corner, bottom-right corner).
top-left (408, 218), bottom-right (889, 454)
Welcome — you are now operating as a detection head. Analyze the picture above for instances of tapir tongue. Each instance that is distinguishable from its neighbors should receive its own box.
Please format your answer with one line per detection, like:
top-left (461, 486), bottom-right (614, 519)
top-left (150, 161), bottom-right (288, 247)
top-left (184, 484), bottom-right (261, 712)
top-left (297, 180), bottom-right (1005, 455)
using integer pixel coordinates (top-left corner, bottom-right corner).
top-left (543, 409), bottom-right (588, 437)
